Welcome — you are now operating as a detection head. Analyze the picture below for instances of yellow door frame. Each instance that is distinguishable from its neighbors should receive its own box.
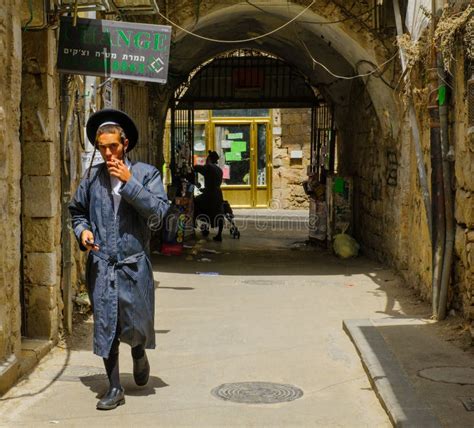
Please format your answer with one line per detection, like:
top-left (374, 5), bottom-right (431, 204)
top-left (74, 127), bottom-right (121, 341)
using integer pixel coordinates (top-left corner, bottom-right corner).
top-left (210, 115), bottom-right (272, 208)
top-left (165, 112), bottom-right (273, 208)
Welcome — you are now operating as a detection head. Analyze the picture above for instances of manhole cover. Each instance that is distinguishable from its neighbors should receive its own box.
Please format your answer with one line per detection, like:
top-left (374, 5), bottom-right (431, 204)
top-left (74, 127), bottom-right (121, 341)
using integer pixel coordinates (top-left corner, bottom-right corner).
top-left (418, 367), bottom-right (474, 385)
top-left (211, 382), bottom-right (303, 404)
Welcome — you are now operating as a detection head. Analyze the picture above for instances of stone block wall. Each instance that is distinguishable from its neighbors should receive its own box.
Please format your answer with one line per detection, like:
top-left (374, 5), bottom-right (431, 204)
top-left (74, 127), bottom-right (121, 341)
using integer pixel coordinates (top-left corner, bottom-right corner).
top-left (452, 52), bottom-right (474, 324)
top-left (345, 48), bottom-right (473, 322)
top-left (400, 119), bottom-right (433, 300)
top-left (337, 80), bottom-right (426, 292)
top-left (148, 84), bottom-right (172, 169)
top-left (0, 0), bottom-right (22, 366)
top-left (21, 29), bottom-right (61, 340)
top-left (272, 109), bottom-right (311, 209)
top-left (395, 51), bottom-right (474, 319)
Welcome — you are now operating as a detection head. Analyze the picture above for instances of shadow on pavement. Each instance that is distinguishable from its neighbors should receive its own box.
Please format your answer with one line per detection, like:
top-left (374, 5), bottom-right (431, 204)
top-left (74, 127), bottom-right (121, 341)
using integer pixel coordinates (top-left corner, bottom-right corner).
top-left (0, 350), bottom-right (71, 402)
top-left (344, 319), bottom-right (474, 427)
top-left (80, 373), bottom-right (169, 398)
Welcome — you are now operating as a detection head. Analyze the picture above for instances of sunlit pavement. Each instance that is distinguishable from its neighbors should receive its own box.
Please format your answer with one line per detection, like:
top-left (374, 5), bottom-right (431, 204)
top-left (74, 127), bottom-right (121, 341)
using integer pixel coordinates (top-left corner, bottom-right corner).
top-left (0, 218), bottom-right (414, 427)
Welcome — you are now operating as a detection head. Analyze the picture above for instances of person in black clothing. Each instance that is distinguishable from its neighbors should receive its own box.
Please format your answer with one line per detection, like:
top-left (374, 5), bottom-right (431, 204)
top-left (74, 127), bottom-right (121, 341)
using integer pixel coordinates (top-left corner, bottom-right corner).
top-left (194, 151), bottom-right (224, 241)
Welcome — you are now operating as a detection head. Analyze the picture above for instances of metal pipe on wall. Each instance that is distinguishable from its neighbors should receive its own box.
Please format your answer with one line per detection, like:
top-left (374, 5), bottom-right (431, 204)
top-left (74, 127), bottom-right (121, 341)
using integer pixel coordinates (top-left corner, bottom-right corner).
top-left (437, 52), bottom-right (455, 320)
top-left (429, 0), bottom-right (445, 318)
top-left (429, 93), bottom-right (445, 317)
top-left (60, 74), bottom-right (75, 334)
top-left (430, 0), bottom-right (455, 320)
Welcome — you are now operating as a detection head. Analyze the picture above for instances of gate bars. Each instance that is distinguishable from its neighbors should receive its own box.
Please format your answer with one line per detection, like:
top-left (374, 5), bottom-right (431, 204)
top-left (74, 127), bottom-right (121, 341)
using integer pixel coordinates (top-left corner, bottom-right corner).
top-left (170, 99), bottom-right (194, 186)
top-left (310, 103), bottom-right (336, 181)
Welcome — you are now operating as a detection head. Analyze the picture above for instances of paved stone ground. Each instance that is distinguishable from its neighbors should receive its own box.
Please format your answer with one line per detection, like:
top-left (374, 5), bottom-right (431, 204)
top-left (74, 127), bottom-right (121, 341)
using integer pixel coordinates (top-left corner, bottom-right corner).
top-left (0, 218), bottom-right (425, 427)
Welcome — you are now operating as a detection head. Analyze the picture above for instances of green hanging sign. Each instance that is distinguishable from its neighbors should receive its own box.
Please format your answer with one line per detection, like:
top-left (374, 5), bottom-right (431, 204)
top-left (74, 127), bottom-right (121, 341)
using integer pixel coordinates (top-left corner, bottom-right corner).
top-left (58, 17), bottom-right (171, 83)
top-left (438, 86), bottom-right (447, 106)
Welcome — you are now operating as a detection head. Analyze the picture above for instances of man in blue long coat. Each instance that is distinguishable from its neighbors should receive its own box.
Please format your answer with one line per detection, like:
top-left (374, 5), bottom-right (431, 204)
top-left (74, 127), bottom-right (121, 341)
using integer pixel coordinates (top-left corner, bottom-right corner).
top-left (69, 109), bottom-right (169, 410)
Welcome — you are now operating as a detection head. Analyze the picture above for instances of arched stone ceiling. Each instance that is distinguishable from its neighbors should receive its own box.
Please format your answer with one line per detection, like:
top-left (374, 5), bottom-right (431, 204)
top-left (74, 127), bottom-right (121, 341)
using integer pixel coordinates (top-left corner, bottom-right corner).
top-left (165, 2), bottom-right (400, 136)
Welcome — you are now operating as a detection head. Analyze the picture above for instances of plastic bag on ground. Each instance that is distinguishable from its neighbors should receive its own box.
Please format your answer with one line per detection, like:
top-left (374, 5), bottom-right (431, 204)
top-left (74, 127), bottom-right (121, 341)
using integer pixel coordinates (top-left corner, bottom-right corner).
top-left (333, 233), bottom-right (359, 258)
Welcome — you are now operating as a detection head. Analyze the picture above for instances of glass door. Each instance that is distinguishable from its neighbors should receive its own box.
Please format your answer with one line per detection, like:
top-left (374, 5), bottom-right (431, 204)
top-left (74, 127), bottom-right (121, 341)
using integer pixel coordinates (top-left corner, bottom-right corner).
top-left (255, 122), bottom-right (270, 207)
top-left (193, 123), bottom-right (207, 190)
top-left (212, 121), bottom-right (271, 208)
top-left (214, 123), bottom-right (252, 207)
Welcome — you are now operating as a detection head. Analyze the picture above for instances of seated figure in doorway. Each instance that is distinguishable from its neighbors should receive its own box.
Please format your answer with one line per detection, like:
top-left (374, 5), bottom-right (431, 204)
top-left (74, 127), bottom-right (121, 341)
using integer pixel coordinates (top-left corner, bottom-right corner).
top-left (193, 151), bottom-right (225, 241)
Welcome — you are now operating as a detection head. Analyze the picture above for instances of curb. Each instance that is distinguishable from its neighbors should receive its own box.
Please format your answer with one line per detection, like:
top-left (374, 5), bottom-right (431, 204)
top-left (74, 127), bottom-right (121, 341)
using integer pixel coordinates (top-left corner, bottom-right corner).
top-left (343, 319), bottom-right (441, 428)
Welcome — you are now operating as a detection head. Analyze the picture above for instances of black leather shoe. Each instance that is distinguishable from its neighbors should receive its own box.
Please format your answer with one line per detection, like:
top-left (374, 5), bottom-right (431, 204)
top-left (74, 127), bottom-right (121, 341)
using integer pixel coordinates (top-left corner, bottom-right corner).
top-left (133, 352), bottom-right (150, 386)
top-left (96, 387), bottom-right (125, 410)
top-left (212, 235), bottom-right (222, 242)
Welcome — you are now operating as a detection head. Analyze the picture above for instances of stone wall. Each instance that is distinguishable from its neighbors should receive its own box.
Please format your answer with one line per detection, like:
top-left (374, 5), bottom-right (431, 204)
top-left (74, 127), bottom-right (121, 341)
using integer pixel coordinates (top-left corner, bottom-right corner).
top-left (0, 0), bottom-right (22, 373)
top-left (399, 112), bottom-right (433, 300)
top-left (337, 79), bottom-right (424, 289)
top-left (272, 109), bottom-right (311, 209)
top-left (377, 49), bottom-right (474, 321)
top-left (344, 45), bottom-right (473, 323)
top-left (148, 84), bottom-right (172, 169)
top-left (21, 29), bottom-right (62, 339)
top-left (453, 52), bottom-right (474, 325)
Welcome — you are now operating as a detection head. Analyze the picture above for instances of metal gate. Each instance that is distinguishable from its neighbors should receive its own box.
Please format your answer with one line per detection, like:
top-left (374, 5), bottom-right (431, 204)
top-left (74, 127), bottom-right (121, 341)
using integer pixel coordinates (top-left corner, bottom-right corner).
top-left (310, 104), bottom-right (336, 181)
top-left (170, 100), bottom-right (194, 186)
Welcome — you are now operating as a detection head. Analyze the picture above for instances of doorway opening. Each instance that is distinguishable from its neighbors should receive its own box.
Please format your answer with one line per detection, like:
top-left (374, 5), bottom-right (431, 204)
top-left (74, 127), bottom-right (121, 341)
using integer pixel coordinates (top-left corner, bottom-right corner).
top-left (192, 109), bottom-right (272, 208)
top-left (166, 50), bottom-right (336, 212)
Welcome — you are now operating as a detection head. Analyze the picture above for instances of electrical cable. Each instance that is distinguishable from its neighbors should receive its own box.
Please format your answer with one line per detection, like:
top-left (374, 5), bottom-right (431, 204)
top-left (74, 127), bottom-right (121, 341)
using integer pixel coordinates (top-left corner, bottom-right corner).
top-left (194, 0), bottom-right (201, 27)
top-left (355, 59), bottom-right (396, 89)
top-left (301, 39), bottom-right (399, 81)
top-left (23, 0), bottom-right (33, 31)
top-left (243, 0), bottom-right (368, 26)
top-left (157, 0), bottom-right (316, 43)
top-left (298, 6), bottom-right (376, 25)
top-left (425, 67), bottom-right (454, 90)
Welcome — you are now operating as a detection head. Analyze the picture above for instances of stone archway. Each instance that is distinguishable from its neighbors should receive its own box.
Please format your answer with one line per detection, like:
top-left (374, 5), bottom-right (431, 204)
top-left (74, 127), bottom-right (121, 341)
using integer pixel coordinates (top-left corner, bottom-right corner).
top-left (146, 1), bottom-right (408, 266)
top-left (164, 1), bottom-right (399, 138)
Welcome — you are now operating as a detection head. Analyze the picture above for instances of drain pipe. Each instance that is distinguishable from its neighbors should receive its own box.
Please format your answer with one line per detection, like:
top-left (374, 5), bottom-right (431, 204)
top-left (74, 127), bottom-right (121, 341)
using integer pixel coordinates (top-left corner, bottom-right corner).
top-left (429, 0), bottom-right (445, 318)
top-left (429, 80), bottom-right (444, 318)
top-left (437, 53), bottom-right (455, 320)
top-left (60, 75), bottom-right (75, 334)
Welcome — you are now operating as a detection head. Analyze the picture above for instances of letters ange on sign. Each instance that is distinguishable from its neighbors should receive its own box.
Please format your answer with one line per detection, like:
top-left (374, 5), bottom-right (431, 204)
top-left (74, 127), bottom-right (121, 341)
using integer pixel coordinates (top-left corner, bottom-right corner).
top-left (58, 17), bottom-right (171, 84)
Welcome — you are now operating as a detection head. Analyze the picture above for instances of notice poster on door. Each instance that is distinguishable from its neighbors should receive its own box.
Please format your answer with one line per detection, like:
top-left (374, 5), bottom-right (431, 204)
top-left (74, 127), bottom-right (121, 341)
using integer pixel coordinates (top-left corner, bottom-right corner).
top-left (231, 141), bottom-right (246, 152)
top-left (227, 132), bottom-right (243, 139)
top-left (225, 152), bottom-right (242, 161)
top-left (221, 140), bottom-right (232, 149)
top-left (222, 164), bottom-right (230, 179)
top-left (194, 155), bottom-right (206, 166)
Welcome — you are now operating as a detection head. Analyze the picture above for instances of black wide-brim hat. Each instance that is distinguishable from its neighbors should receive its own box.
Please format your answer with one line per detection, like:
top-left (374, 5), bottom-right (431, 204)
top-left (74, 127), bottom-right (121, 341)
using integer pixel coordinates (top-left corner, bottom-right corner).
top-left (86, 108), bottom-right (138, 152)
